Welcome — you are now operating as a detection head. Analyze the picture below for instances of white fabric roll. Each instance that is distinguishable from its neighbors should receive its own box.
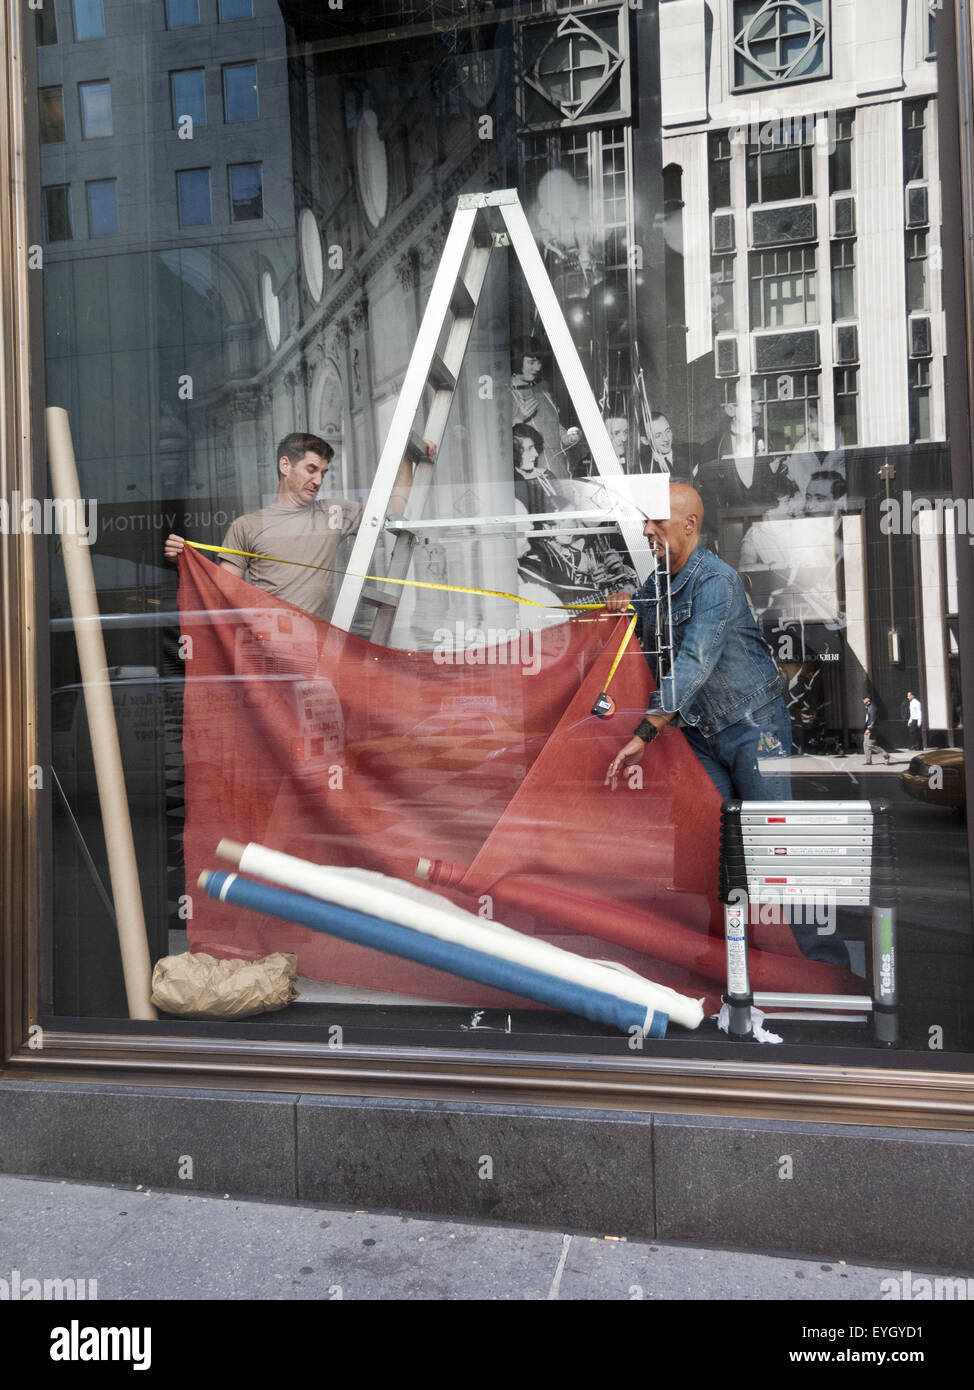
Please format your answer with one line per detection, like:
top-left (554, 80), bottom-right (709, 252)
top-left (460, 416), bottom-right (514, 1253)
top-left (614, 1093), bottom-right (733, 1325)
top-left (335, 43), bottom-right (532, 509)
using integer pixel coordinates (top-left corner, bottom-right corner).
top-left (232, 842), bottom-right (704, 1029)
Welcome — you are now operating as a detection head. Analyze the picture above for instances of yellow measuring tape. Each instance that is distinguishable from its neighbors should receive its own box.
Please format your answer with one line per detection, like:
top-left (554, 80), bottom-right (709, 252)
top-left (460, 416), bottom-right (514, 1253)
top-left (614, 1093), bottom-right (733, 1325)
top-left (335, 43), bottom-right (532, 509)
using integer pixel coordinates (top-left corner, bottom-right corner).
top-left (184, 540), bottom-right (639, 680)
top-left (185, 540), bottom-right (608, 612)
top-left (601, 609), bottom-right (639, 694)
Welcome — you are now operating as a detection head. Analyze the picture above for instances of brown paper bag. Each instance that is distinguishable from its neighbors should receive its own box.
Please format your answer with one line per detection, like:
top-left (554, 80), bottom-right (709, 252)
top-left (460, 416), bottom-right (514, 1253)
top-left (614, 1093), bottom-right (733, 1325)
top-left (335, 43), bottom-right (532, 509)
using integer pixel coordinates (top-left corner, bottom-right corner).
top-left (151, 951), bottom-right (299, 1018)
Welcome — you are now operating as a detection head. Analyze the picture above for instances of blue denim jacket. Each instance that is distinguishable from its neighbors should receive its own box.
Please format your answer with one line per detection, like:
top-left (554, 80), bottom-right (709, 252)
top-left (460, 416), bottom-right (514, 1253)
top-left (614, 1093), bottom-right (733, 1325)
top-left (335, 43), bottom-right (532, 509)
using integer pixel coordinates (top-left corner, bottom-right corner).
top-left (633, 544), bottom-right (785, 736)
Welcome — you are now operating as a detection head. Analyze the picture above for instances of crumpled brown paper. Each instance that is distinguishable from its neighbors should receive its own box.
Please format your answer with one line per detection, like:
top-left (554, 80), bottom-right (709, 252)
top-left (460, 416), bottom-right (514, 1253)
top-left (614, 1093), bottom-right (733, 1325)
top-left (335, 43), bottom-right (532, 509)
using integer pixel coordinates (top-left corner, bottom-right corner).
top-left (151, 951), bottom-right (299, 1018)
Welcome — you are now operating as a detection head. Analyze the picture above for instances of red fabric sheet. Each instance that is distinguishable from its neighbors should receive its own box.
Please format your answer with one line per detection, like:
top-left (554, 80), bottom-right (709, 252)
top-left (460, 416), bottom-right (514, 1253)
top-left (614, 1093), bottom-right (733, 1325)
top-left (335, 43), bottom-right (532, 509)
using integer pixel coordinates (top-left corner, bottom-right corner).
top-left (179, 548), bottom-right (862, 1017)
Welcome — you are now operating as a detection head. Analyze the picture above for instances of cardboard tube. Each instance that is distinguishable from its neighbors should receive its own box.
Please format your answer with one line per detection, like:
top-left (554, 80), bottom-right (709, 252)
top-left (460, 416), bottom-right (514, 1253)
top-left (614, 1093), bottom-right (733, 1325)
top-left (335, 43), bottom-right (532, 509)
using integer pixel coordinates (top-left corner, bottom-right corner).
top-left (46, 407), bottom-right (157, 1019)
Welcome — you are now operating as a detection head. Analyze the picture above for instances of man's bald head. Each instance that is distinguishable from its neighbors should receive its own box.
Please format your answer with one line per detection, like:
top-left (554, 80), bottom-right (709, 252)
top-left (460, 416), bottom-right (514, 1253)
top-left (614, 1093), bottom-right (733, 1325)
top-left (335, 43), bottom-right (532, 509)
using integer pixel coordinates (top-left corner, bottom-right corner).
top-left (643, 482), bottom-right (705, 574)
top-left (668, 482), bottom-right (704, 528)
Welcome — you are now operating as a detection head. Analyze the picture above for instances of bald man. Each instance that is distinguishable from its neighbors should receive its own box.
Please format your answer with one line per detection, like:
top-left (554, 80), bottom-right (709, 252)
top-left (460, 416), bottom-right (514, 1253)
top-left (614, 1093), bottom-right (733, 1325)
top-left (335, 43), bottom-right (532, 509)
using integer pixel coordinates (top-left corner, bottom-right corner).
top-left (603, 484), bottom-right (849, 969)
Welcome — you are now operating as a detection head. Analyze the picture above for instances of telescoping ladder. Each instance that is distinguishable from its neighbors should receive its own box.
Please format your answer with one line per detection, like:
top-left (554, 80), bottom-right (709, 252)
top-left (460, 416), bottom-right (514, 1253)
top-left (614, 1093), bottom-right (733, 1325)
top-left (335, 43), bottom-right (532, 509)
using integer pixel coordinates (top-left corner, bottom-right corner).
top-left (719, 799), bottom-right (898, 1046)
top-left (330, 189), bottom-right (668, 642)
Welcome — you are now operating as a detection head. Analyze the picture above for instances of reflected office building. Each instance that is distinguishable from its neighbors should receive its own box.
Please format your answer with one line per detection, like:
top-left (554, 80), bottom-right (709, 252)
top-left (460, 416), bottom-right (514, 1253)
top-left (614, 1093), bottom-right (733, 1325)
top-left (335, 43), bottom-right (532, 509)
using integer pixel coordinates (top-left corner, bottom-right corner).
top-left (658, 0), bottom-right (958, 750)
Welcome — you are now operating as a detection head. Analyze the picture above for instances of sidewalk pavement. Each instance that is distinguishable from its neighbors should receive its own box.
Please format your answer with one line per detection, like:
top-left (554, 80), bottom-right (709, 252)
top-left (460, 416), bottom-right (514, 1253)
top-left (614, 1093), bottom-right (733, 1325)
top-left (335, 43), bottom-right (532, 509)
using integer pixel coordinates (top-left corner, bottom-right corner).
top-left (0, 1173), bottom-right (907, 1301)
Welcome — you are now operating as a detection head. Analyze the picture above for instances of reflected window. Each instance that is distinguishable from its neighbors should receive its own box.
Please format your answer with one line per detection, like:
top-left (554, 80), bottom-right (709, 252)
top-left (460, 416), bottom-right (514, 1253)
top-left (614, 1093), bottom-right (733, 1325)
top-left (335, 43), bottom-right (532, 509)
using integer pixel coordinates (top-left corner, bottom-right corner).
top-left (80, 81), bottom-right (112, 138)
top-left (711, 254), bottom-right (735, 332)
top-left (750, 246), bottom-right (817, 327)
top-left (166, 0), bottom-right (200, 27)
top-left (177, 169), bottom-right (212, 228)
top-left (830, 239), bottom-right (855, 319)
top-left (709, 132), bottom-right (732, 208)
top-left (43, 185), bottom-right (72, 242)
top-left (86, 179), bottom-right (117, 236)
top-left (223, 63), bottom-right (259, 122)
top-left (219, 0), bottom-right (254, 18)
top-left (228, 163), bottom-right (263, 221)
top-left (746, 122), bottom-right (814, 203)
top-left (752, 370), bottom-right (820, 452)
top-left (906, 230), bottom-right (928, 312)
top-left (72, 0), bottom-right (105, 41)
top-left (903, 100), bottom-right (927, 182)
top-left (829, 110), bottom-right (854, 193)
top-left (39, 86), bottom-right (66, 144)
top-left (834, 366), bottom-right (858, 446)
top-left (36, 5), bottom-right (58, 45)
top-left (909, 358), bottom-right (932, 441)
top-left (171, 70), bottom-right (206, 129)
top-left (733, 1), bottom-right (828, 90)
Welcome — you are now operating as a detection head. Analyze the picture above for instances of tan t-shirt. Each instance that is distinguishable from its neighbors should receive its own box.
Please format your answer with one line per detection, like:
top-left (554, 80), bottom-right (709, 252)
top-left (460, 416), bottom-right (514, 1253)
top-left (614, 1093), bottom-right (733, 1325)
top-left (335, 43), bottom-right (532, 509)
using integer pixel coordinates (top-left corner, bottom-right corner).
top-left (221, 497), bottom-right (363, 618)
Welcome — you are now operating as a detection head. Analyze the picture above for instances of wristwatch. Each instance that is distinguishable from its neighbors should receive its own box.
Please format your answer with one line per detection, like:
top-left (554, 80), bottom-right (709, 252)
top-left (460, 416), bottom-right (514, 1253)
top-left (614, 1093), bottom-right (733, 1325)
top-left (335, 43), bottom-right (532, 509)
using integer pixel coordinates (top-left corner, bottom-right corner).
top-left (634, 718), bottom-right (660, 744)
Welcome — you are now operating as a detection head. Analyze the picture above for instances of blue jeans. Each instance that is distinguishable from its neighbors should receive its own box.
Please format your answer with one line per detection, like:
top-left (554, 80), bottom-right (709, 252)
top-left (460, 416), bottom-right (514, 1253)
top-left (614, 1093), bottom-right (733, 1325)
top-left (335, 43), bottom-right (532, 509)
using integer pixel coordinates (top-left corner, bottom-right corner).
top-left (684, 698), bottom-right (851, 970)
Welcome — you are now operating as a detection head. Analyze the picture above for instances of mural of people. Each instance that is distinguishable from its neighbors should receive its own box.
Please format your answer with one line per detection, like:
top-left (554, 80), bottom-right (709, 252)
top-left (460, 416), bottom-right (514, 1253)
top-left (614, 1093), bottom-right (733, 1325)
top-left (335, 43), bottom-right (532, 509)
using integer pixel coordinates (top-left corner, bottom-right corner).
top-left (509, 335), bottom-right (582, 479)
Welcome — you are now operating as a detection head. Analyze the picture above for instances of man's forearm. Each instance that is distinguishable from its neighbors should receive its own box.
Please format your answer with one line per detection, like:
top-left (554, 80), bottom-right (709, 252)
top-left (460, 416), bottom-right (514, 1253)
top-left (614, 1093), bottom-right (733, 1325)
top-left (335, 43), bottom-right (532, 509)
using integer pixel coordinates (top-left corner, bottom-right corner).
top-left (388, 457), bottom-right (414, 517)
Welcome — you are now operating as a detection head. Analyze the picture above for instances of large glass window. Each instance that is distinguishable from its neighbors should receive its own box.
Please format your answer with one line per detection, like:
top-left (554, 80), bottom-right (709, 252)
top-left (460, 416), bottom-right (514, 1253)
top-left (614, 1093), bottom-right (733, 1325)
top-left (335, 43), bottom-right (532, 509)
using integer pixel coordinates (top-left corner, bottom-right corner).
top-left (79, 80), bottom-right (112, 138)
top-left (223, 62), bottom-right (259, 122)
top-left (16, 0), bottom-right (974, 1080)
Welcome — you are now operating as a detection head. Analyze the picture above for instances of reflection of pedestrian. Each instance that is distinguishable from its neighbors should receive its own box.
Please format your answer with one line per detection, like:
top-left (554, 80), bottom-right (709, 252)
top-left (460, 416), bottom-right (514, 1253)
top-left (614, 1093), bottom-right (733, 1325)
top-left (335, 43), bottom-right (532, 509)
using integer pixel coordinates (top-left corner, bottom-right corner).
top-left (862, 697), bottom-right (890, 765)
top-left (906, 690), bottom-right (924, 751)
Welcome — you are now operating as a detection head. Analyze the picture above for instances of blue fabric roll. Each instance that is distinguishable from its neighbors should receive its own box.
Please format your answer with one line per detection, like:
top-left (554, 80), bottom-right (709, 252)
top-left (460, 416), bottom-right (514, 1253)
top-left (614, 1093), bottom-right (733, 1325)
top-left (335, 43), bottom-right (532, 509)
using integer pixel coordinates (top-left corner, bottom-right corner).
top-left (202, 870), bottom-right (668, 1038)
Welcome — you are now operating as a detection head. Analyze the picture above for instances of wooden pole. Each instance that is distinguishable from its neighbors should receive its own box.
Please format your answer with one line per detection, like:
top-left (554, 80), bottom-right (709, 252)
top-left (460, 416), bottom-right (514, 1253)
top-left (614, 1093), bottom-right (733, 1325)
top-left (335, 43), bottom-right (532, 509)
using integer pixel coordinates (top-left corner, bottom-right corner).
top-left (46, 407), bottom-right (157, 1019)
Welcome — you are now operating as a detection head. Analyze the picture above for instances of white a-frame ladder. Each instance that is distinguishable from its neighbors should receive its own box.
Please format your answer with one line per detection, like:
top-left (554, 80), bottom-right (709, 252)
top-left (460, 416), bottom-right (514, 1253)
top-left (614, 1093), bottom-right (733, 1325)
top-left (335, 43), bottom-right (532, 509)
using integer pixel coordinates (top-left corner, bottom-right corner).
top-left (331, 188), bottom-right (667, 640)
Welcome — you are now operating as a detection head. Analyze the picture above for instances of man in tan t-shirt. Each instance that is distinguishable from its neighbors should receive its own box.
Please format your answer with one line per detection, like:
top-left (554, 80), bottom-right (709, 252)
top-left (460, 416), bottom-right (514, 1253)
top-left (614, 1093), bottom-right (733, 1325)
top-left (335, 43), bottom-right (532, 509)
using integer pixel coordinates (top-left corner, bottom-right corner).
top-left (164, 431), bottom-right (421, 619)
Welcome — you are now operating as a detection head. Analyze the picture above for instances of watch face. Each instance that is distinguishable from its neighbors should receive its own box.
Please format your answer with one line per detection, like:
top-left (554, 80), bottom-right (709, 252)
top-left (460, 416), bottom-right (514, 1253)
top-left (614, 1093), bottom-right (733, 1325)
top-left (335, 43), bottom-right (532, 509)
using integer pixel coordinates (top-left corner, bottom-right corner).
top-left (299, 208), bottom-right (324, 304)
top-left (354, 108), bottom-right (388, 229)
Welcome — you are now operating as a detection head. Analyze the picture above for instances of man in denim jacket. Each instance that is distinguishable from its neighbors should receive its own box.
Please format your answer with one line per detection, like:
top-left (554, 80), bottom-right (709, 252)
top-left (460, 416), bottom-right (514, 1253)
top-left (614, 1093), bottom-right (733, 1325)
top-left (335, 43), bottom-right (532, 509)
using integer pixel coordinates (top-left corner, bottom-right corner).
top-left (603, 482), bottom-right (849, 968)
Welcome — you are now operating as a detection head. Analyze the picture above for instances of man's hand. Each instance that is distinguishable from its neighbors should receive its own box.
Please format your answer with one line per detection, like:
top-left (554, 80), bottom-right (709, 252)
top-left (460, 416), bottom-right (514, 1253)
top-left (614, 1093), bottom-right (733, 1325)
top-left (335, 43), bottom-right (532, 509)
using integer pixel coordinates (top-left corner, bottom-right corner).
top-left (605, 737), bottom-right (646, 790)
top-left (604, 590), bottom-right (632, 614)
top-left (164, 533), bottom-right (185, 561)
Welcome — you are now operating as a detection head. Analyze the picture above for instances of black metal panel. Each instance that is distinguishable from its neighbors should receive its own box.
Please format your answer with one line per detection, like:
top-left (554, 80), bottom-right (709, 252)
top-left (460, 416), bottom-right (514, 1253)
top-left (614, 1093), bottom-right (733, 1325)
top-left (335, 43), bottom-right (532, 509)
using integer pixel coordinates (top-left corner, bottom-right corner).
top-left (751, 203), bottom-right (816, 247)
top-left (753, 329), bottom-right (820, 371)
